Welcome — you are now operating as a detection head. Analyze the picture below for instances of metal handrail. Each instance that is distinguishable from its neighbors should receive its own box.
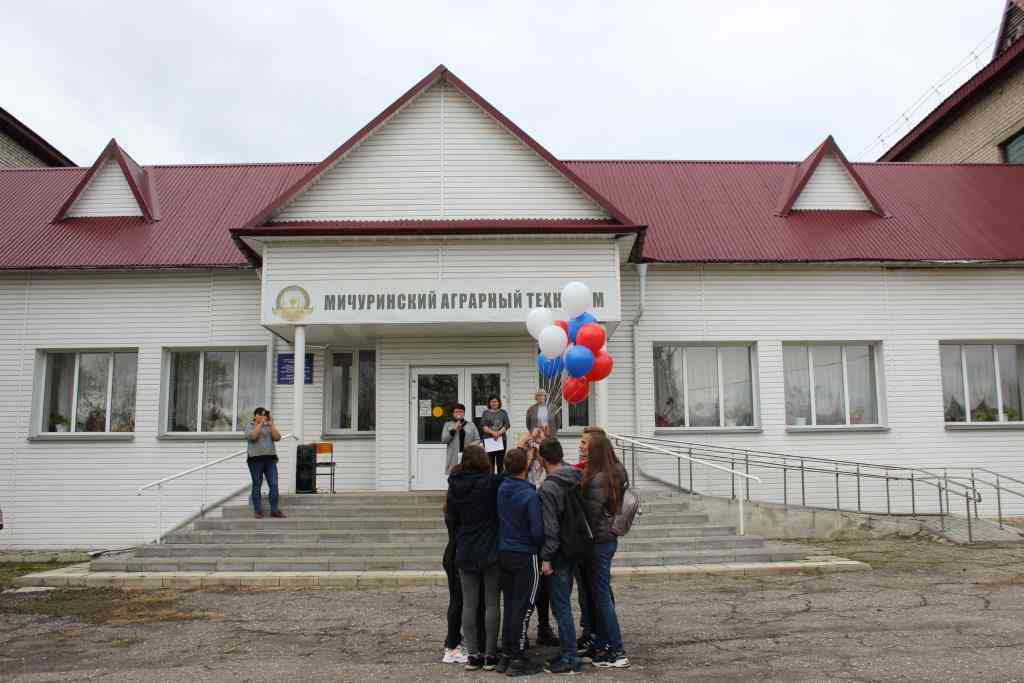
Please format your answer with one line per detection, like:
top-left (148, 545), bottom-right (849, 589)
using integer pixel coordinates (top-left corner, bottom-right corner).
top-left (138, 433), bottom-right (296, 543)
top-left (608, 433), bottom-right (991, 542)
top-left (608, 432), bottom-right (760, 535)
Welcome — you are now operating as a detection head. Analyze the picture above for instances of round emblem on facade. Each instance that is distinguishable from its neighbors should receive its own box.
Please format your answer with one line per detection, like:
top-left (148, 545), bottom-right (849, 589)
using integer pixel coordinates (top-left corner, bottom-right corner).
top-left (432, 406), bottom-right (444, 418)
top-left (273, 285), bottom-right (314, 322)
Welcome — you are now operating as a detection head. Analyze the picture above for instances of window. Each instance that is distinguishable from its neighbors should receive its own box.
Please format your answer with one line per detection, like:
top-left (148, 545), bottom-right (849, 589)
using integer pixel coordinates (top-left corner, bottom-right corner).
top-left (653, 344), bottom-right (755, 429)
top-left (783, 344), bottom-right (880, 427)
top-left (41, 351), bottom-right (138, 433)
top-left (165, 349), bottom-right (267, 433)
top-left (536, 370), bottom-right (591, 431)
top-left (1003, 128), bottom-right (1024, 164)
top-left (327, 350), bottom-right (376, 432)
top-left (940, 343), bottom-right (1023, 423)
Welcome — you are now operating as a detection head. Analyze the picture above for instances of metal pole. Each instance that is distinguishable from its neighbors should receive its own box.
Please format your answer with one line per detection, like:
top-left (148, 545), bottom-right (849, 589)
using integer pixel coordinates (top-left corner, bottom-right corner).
top-left (783, 463), bottom-right (788, 506)
top-left (157, 483), bottom-right (164, 545)
top-left (971, 469), bottom-right (979, 520)
top-left (731, 458), bottom-right (736, 500)
top-left (996, 475), bottom-right (1004, 529)
top-left (677, 458), bottom-right (682, 490)
top-left (856, 465), bottom-right (862, 512)
top-left (885, 470), bottom-right (891, 516)
top-left (801, 459), bottom-right (806, 507)
top-left (738, 494), bottom-right (745, 536)
top-left (745, 453), bottom-right (750, 502)
top-left (835, 464), bottom-right (840, 511)
top-left (938, 483), bottom-right (946, 531)
top-left (944, 469), bottom-right (951, 517)
top-left (631, 445), bottom-right (637, 485)
top-left (688, 453), bottom-right (694, 493)
top-left (910, 471), bottom-right (916, 516)
top-left (965, 495), bottom-right (973, 543)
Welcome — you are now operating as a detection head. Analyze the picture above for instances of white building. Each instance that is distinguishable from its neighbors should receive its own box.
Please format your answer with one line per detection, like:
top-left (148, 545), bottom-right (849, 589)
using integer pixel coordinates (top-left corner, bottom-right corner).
top-left (3, 66), bottom-right (1024, 548)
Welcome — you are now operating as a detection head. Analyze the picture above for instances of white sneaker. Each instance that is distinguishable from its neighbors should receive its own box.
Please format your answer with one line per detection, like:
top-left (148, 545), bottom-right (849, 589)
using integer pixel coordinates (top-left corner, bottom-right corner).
top-left (443, 645), bottom-right (469, 664)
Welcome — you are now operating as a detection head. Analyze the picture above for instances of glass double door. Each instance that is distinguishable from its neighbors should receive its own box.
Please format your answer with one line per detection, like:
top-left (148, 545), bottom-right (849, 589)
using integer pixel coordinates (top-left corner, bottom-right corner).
top-left (411, 366), bottom-right (508, 490)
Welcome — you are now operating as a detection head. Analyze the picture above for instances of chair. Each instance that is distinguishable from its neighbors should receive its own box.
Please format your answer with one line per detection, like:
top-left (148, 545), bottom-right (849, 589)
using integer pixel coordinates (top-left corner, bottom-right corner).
top-left (313, 442), bottom-right (336, 494)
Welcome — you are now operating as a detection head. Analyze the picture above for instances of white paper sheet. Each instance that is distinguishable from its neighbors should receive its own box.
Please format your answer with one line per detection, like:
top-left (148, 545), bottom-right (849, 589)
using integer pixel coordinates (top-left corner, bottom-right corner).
top-left (483, 437), bottom-right (504, 453)
top-left (475, 405), bottom-right (486, 417)
top-left (419, 400), bottom-right (432, 417)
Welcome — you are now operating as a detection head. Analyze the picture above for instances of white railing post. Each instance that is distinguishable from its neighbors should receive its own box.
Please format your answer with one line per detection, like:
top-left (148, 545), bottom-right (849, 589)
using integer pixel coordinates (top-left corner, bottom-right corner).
top-left (157, 483), bottom-right (164, 545)
top-left (738, 493), bottom-right (745, 536)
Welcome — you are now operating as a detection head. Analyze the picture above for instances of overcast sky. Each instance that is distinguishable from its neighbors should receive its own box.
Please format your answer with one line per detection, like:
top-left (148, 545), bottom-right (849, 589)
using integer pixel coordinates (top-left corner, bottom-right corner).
top-left (3, 1), bottom-right (1004, 166)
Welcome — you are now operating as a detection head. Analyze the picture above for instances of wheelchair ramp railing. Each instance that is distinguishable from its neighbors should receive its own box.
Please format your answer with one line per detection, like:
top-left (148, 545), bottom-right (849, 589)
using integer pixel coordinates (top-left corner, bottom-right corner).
top-left (608, 434), bottom-right (1024, 543)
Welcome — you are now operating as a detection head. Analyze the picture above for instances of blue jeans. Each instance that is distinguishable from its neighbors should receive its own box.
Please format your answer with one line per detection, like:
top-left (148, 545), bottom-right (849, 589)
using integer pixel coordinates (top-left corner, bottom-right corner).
top-left (548, 555), bottom-right (579, 665)
top-left (248, 458), bottom-right (279, 513)
top-left (588, 539), bottom-right (624, 653)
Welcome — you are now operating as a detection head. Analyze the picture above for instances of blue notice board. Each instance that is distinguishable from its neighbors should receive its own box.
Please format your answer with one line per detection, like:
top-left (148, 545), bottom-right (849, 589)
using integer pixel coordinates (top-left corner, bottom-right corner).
top-left (276, 353), bottom-right (314, 385)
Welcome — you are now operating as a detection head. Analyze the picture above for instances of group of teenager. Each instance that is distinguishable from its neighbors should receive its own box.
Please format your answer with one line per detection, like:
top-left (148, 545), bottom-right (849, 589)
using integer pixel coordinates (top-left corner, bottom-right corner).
top-left (442, 389), bottom-right (630, 676)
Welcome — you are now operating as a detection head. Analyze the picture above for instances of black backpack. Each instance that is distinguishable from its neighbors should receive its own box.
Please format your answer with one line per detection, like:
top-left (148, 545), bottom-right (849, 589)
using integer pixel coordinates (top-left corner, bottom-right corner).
top-left (553, 477), bottom-right (593, 560)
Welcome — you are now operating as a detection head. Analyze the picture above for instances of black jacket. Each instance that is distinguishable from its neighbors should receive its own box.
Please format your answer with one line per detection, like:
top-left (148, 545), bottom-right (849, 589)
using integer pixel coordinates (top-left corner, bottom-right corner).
top-left (538, 465), bottom-right (582, 561)
top-left (446, 470), bottom-right (502, 572)
top-left (583, 463), bottom-right (629, 544)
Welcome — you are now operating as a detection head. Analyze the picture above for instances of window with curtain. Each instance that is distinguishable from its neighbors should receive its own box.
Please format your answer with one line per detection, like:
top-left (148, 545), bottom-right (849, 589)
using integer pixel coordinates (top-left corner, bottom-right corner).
top-left (783, 344), bottom-right (880, 426)
top-left (166, 349), bottom-right (267, 433)
top-left (328, 349), bottom-right (376, 432)
top-left (653, 344), bottom-right (755, 429)
top-left (940, 343), bottom-right (1024, 423)
top-left (41, 351), bottom-right (138, 433)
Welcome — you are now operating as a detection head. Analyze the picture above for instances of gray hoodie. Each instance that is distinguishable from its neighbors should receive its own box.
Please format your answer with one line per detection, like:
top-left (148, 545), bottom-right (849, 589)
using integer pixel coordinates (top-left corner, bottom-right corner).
top-left (538, 464), bottom-right (583, 561)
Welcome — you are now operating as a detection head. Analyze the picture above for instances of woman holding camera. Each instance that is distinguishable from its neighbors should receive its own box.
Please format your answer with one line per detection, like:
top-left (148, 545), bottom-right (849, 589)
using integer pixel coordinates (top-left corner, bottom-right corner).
top-left (246, 407), bottom-right (285, 519)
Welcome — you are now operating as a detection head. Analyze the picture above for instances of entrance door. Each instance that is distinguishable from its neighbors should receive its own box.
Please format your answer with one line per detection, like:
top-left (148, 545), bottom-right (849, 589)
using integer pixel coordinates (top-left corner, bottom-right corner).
top-left (411, 366), bottom-right (508, 490)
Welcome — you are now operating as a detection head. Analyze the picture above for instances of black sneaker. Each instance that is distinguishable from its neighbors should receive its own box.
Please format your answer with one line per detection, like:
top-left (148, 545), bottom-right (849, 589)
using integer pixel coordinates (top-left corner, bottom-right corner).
top-left (483, 655), bottom-right (499, 671)
top-left (580, 647), bottom-right (604, 664)
top-left (537, 626), bottom-right (560, 647)
top-left (495, 655), bottom-right (511, 674)
top-left (465, 655), bottom-right (484, 671)
top-left (575, 636), bottom-right (593, 656)
top-left (543, 658), bottom-right (582, 675)
top-left (593, 650), bottom-right (630, 669)
top-left (506, 657), bottom-right (540, 677)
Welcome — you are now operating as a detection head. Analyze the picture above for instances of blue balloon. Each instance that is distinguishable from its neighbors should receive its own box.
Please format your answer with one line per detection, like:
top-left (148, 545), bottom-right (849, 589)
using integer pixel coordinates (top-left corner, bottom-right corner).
top-left (564, 345), bottom-right (596, 378)
top-left (537, 353), bottom-right (564, 378)
top-left (568, 311), bottom-right (597, 343)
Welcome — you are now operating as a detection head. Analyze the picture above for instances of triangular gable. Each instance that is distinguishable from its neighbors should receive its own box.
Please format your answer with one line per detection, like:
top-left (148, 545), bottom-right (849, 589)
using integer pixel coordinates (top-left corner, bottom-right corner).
top-left (776, 136), bottom-right (885, 215)
top-left (55, 139), bottom-right (160, 222)
top-left (244, 65), bottom-right (633, 226)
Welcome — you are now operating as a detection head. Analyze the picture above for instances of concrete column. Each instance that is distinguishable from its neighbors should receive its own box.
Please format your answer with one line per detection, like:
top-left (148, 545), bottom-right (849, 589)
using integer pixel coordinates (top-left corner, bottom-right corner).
top-left (596, 375), bottom-right (609, 429)
top-left (293, 325), bottom-right (306, 443)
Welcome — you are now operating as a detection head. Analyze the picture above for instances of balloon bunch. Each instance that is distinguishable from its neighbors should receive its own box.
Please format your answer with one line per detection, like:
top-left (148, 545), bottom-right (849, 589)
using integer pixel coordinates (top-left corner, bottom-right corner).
top-left (526, 281), bottom-right (615, 421)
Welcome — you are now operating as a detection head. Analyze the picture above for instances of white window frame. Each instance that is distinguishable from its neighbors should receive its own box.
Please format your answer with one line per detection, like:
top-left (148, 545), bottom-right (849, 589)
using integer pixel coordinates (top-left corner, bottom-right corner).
top-left (323, 347), bottom-right (376, 436)
top-left (783, 342), bottom-right (886, 431)
top-left (159, 345), bottom-right (271, 439)
top-left (31, 348), bottom-right (139, 438)
top-left (653, 342), bottom-right (760, 432)
top-left (940, 341), bottom-right (1024, 427)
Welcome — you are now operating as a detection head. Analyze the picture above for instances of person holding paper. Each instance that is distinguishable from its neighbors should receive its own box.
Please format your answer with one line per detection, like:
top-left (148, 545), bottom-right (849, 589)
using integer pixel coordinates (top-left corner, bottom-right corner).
top-left (442, 404), bottom-right (481, 474)
top-left (480, 396), bottom-right (511, 474)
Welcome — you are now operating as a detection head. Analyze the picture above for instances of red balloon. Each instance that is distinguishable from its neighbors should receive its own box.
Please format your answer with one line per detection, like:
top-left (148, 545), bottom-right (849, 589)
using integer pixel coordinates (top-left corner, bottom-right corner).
top-left (585, 352), bottom-right (614, 382)
top-left (563, 377), bottom-right (590, 404)
top-left (555, 320), bottom-right (569, 334)
top-left (576, 323), bottom-right (606, 353)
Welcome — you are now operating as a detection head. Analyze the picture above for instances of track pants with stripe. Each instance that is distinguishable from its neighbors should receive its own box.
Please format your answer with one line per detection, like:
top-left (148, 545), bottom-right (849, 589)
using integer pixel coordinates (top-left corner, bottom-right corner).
top-left (499, 550), bottom-right (540, 658)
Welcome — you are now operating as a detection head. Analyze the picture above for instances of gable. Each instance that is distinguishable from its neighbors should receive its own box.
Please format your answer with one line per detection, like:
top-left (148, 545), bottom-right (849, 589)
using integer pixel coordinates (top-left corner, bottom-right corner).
top-left (274, 81), bottom-right (608, 222)
top-left (65, 158), bottom-right (144, 218)
top-left (791, 152), bottom-right (873, 211)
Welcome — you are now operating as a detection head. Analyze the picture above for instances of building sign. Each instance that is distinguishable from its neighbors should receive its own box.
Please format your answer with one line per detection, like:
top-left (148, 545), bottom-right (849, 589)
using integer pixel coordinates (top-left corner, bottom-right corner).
top-left (276, 353), bottom-right (314, 385)
top-left (262, 277), bottom-right (620, 325)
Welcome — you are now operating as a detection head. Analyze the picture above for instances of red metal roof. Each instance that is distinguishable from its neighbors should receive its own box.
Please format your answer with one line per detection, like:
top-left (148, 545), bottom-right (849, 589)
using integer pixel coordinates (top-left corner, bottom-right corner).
top-left (565, 160), bottom-right (1024, 263)
top-left (776, 136), bottom-right (885, 216)
top-left (879, 33), bottom-right (1024, 161)
top-left (54, 139), bottom-right (162, 222)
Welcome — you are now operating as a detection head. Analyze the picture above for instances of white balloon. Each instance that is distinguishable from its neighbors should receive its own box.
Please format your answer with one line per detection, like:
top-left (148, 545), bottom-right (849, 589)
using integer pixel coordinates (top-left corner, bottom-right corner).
top-left (538, 325), bottom-right (569, 359)
top-left (562, 281), bottom-right (593, 318)
top-left (525, 307), bottom-right (555, 340)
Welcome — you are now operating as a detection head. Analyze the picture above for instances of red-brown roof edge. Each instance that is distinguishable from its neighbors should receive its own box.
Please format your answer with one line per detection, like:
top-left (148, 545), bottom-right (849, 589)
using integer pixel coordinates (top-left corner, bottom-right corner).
top-left (879, 34), bottom-right (1024, 161)
top-left (777, 135), bottom-right (885, 216)
top-left (52, 138), bottom-right (159, 222)
top-left (241, 65), bottom-right (636, 228)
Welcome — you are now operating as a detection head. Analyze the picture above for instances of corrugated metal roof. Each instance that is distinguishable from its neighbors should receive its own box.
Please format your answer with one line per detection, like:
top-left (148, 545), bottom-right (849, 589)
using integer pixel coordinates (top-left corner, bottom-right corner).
top-left (565, 160), bottom-right (1024, 263)
top-left (2, 158), bottom-right (1024, 269)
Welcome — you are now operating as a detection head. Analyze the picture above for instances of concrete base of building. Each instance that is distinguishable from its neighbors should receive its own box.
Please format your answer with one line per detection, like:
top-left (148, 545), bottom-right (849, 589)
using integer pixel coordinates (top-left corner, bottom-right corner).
top-left (13, 555), bottom-right (869, 591)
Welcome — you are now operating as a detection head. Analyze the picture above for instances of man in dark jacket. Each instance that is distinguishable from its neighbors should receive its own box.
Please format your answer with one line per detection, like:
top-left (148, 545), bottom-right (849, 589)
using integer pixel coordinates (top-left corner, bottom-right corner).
top-left (537, 438), bottom-right (584, 675)
top-left (496, 447), bottom-right (545, 676)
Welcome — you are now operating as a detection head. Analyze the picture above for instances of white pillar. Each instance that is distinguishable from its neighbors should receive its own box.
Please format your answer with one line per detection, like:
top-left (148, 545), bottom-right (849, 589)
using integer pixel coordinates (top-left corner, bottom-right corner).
top-left (596, 376), bottom-right (610, 429)
top-left (293, 325), bottom-right (306, 443)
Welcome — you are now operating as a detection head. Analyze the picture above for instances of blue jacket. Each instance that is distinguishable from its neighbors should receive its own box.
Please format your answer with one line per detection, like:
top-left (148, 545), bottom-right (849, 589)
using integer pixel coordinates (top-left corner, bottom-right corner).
top-left (498, 476), bottom-right (545, 554)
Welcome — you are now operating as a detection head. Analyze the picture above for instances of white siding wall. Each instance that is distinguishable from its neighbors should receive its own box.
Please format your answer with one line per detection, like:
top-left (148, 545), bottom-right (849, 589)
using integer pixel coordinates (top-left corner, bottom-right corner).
top-left (0, 270), bottom-right (304, 548)
top-left (608, 264), bottom-right (1024, 516)
top-left (791, 153), bottom-right (872, 211)
top-left (275, 82), bottom-right (607, 221)
top-left (65, 159), bottom-right (143, 218)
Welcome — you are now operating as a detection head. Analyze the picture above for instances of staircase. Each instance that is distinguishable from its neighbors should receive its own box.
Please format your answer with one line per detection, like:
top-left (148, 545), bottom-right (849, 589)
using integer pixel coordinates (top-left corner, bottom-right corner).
top-left (91, 492), bottom-right (809, 573)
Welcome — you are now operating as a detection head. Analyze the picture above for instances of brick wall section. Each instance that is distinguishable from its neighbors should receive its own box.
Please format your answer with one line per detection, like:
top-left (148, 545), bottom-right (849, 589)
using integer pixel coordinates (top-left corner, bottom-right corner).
top-left (901, 63), bottom-right (1024, 162)
top-left (0, 129), bottom-right (48, 168)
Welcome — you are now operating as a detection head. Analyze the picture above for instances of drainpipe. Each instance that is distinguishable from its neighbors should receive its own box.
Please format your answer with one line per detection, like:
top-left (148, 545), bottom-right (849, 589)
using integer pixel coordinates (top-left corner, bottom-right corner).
top-left (631, 263), bottom-right (648, 436)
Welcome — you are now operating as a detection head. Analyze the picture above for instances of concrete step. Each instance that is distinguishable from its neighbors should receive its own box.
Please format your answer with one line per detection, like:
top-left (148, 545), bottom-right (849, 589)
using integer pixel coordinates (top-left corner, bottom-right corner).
top-left (93, 546), bottom-right (801, 573)
top-left (273, 493), bottom-right (446, 506)
top-left (221, 498), bottom-right (697, 519)
top-left (138, 535), bottom-right (764, 559)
